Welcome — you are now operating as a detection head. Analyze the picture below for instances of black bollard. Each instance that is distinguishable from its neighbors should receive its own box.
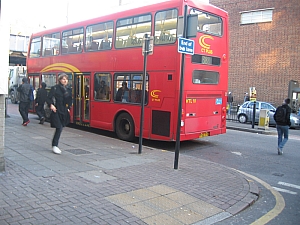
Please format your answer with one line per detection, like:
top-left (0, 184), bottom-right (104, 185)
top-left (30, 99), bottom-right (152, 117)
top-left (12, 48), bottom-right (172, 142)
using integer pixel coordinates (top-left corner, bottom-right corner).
top-left (5, 97), bottom-right (10, 118)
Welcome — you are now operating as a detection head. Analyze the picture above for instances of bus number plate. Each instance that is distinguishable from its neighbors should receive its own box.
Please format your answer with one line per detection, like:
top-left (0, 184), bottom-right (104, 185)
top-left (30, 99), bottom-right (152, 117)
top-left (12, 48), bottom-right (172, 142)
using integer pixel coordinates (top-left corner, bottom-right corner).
top-left (199, 132), bottom-right (210, 138)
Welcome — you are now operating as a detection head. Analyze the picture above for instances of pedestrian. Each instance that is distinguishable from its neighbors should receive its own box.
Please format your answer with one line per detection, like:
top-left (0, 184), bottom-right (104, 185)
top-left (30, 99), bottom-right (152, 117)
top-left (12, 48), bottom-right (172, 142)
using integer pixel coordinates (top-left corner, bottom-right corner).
top-left (46, 73), bottom-right (72, 154)
top-left (274, 98), bottom-right (291, 155)
top-left (35, 82), bottom-right (47, 124)
top-left (244, 92), bottom-right (250, 102)
top-left (227, 92), bottom-right (233, 115)
top-left (17, 77), bottom-right (32, 126)
top-left (116, 81), bottom-right (129, 102)
top-left (96, 80), bottom-right (110, 100)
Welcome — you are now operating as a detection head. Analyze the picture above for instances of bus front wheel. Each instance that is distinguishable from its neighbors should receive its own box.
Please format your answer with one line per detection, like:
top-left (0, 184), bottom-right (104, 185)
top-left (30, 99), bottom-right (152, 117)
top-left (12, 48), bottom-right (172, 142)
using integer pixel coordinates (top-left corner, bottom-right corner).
top-left (10, 90), bottom-right (17, 104)
top-left (116, 113), bottom-right (135, 141)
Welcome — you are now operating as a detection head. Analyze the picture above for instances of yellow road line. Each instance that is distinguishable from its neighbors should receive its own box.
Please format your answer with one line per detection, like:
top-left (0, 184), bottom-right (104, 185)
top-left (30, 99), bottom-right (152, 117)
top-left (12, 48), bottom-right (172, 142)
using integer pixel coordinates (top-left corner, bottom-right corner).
top-left (234, 169), bottom-right (285, 225)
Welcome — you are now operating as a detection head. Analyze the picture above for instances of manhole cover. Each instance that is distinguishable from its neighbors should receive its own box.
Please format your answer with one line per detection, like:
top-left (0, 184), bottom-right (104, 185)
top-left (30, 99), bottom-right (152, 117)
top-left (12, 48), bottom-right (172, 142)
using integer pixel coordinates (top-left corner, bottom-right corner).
top-left (65, 149), bottom-right (93, 155)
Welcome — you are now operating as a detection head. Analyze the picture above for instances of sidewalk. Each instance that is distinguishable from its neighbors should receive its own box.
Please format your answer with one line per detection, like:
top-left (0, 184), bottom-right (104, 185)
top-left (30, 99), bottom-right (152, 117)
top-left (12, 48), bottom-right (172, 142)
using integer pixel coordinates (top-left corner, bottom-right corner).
top-left (226, 120), bottom-right (277, 135)
top-left (1, 111), bottom-right (260, 225)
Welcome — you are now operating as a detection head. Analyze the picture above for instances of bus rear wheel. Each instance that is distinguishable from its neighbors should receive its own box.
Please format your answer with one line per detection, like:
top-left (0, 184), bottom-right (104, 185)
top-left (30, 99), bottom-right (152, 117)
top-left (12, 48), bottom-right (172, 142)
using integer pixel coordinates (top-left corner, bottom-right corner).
top-left (116, 113), bottom-right (135, 141)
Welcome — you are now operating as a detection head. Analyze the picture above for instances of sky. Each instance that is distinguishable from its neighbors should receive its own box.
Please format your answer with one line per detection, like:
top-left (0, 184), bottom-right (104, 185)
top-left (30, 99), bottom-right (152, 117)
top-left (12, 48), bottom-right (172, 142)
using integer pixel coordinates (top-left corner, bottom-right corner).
top-left (8, 0), bottom-right (119, 32)
top-left (7, 0), bottom-right (166, 34)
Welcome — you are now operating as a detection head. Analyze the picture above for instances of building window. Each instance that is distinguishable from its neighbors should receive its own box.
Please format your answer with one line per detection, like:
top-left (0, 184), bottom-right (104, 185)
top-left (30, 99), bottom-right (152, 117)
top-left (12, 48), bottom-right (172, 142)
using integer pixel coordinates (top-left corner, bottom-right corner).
top-left (240, 9), bottom-right (273, 25)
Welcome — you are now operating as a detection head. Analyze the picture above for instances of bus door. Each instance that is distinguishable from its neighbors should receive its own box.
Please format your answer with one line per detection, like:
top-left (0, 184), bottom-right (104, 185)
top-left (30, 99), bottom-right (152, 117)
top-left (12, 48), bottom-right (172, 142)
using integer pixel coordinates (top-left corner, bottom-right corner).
top-left (73, 73), bottom-right (90, 125)
top-left (28, 74), bottom-right (40, 112)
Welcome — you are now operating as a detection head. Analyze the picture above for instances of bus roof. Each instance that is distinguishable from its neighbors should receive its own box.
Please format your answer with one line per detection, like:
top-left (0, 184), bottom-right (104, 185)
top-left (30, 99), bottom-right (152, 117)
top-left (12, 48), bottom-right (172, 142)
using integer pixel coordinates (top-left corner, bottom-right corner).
top-left (31, 0), bottom-right (227, 37)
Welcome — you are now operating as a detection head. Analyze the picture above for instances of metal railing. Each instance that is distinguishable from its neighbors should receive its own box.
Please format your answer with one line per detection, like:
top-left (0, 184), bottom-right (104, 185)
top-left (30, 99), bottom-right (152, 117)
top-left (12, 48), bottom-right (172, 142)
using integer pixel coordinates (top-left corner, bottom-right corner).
top-left (226, 102), bottom-right (239, 122)
top-left (226, 102), bottom-right (258, 124)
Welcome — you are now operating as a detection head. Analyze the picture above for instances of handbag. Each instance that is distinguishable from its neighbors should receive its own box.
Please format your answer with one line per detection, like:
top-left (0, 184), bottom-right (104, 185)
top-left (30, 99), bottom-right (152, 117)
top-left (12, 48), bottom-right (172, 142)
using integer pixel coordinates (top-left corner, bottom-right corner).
top-left (44, 86), bottom-right (57, 117)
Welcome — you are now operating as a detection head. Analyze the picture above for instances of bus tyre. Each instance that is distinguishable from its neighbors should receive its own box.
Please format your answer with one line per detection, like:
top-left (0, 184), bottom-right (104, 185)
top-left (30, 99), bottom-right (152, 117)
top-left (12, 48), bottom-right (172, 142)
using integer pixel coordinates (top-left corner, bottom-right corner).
top-left (116, 113), bottom-right (135, 141)
top-left (10, 90), bottom-right (17, 104)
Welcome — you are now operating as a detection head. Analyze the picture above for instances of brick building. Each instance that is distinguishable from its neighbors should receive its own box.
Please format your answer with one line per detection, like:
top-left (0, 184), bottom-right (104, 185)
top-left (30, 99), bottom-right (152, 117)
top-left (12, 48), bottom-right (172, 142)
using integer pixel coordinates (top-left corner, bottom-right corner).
top-left (211, 0), bottom-right (300, 106)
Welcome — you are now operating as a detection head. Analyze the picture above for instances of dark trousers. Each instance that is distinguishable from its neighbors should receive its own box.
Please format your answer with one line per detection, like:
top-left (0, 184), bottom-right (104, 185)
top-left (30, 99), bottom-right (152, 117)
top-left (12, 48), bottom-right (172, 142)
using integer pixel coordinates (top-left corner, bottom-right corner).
top-left (36, 103), bottom-right (45, 120)
top-left (52, 126), bottom-right (63, 147)
top-left (19, 101), bottom-right (30, 123)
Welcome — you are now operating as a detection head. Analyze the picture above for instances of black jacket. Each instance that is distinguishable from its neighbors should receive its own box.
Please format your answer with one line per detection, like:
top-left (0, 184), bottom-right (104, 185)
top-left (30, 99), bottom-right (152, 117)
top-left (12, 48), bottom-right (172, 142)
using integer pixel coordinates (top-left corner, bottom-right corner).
top-left (35, 87), bottom-right (48, 105)
top-left (46, 84), bottom-right (72, 128)
top-left (227, 94), bottom-right (233, 103)
top-left (17, 83), bottom-right (31, 102)
top-left (274, 104), bottom-right (291, 126)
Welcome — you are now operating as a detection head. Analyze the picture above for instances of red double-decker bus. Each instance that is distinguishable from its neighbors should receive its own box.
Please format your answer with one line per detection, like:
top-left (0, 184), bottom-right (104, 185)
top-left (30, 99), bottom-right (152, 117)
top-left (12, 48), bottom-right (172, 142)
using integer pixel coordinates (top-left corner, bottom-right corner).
top-left (27, 0), bottom-right (228, 141)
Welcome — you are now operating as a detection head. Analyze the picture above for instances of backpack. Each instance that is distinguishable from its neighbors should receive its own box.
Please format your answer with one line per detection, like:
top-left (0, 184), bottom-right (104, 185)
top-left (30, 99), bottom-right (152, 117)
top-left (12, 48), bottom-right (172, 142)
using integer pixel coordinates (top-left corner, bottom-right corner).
top-left (28, 85), bottom-right (34, 101)
top-left (275, 106), bottom-right (286, 123)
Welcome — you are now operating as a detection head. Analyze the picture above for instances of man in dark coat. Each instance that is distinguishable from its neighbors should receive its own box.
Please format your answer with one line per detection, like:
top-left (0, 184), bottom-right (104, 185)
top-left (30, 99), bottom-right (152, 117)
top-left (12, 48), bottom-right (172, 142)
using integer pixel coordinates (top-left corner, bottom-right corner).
top-left (46, 73), bottom-right (72, 154)
top-left (35, 82), bottom-right (47, 124)
top-left (17, 77), bottom-right (31, 126)
top-left (274, 98), bottom-right (292, 155)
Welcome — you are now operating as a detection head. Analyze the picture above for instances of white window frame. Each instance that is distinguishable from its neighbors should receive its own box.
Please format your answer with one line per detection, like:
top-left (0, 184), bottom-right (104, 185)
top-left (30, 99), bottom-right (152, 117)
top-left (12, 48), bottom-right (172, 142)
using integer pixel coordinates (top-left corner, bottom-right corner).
top-left (240, 8), bottom-right (274, 25)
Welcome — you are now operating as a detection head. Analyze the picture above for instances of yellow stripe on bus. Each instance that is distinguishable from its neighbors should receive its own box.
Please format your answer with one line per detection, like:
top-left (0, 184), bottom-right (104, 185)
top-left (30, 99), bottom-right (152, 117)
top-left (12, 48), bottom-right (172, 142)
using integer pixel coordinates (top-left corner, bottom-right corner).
top-left (41, 63), bottom-right (80, 73)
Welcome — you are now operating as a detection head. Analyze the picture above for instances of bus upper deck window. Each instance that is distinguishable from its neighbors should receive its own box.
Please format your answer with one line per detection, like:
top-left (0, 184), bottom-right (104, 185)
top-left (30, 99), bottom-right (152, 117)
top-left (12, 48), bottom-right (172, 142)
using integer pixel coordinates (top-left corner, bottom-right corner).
top-left (190, 9), bottom-right (222, 36)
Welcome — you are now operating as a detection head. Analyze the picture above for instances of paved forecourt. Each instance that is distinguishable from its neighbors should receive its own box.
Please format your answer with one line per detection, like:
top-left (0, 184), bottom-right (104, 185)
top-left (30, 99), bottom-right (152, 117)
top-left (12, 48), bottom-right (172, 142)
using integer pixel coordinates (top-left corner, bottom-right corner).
top-left (1, 109), bottom-right (259, 225)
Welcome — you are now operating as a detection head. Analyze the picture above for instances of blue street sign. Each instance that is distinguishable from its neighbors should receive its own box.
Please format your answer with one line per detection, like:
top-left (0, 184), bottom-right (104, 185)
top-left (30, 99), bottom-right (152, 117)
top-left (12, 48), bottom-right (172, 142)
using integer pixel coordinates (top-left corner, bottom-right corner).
top-left (178, 37), bottom-right (194, 55)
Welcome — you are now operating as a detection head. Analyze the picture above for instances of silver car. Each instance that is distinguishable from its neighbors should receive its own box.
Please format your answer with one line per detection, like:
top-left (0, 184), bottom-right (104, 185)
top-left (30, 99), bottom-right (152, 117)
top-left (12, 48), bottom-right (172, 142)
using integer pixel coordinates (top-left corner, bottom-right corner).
top-left (237, 101), bottom-right (300, 129)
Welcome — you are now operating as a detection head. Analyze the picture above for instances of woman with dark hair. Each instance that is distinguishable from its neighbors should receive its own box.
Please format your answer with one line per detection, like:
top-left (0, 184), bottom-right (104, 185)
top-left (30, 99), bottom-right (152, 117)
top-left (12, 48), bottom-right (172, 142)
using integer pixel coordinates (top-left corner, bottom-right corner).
top-left (35, 82), bottom-right (47, 124)
top-left (47, 73), bottom-right (72, 154)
